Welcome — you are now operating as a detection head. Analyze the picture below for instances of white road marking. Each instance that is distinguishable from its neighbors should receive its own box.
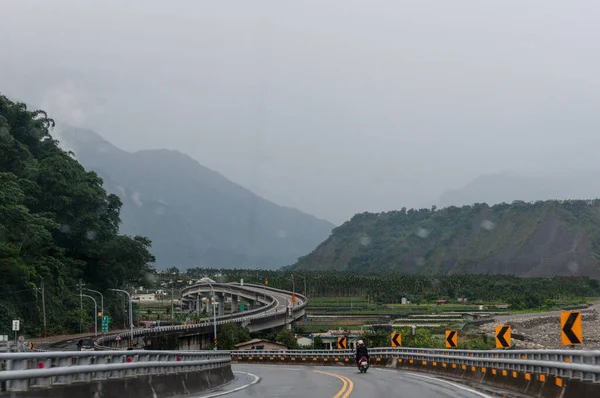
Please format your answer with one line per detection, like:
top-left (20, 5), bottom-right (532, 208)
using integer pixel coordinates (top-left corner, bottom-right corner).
top-left (374, 369), bottom-right (494, 398)
top-left (194, 372), bottom-right (260, 398)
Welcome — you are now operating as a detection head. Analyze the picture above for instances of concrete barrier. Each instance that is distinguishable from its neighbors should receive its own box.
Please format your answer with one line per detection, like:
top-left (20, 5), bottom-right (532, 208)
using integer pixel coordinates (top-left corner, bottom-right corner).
top-left (1, 366), bottom-right (234, 398)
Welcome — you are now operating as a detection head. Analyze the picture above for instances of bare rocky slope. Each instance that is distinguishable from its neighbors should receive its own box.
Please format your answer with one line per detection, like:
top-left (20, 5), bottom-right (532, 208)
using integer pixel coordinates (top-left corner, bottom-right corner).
top-left (477, 303), bottom-right (600, 349)
top-left (293, 200), bottom-right (600, 277)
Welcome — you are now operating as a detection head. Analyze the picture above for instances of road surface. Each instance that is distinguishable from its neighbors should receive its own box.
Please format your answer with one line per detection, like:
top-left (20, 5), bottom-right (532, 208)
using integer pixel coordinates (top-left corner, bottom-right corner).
top-left (196, 365), bottom-right (507, 398)
top-left (235, 284), bottom-right (304, 316)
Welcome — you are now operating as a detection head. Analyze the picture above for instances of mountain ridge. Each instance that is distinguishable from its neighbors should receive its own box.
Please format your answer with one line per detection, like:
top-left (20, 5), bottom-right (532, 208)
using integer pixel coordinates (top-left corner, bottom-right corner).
top-left (55, 126), bottom-right (334, 269)
top-left (292, 200), bottom-right (600, 278)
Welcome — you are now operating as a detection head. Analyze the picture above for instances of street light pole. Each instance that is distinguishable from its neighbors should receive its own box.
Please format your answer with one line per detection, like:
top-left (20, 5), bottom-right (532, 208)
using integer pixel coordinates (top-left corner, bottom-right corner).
top-left (108, 289), bottom-right (133, 345)
top-left (285, 278), bottom-right (296, 302)
top-left (298, 275), bottom-right (307, 298)
top-left (212, 299), bottom-right (217, 350)
top-left (203, 281), bottom-right (219, 350)
top-left (83, 288), bottom-right (103, 318)
top-left (83, 288), bottom-right (104, 336)
top-left (81, 294), bottom-right (98, 337)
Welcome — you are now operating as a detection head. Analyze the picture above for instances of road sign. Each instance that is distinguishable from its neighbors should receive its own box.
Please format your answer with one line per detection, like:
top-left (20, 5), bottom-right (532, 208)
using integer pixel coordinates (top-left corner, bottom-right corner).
top-left (337, 337), bottom-right (347, 349)
top-left (97, 312), bottom-right (102, 317)
top-left (495, 325), bottom-right (511, 348)
top-left (101, 316), bottom-right (110, 333)
top-left (214, 338), bottom-right (218, 347)
top-left (391, 333), bottom-right (402, 347)
top-left (12, 320), bottom-right (20, 331)
top-left (265, 279), bottom-right (268, 285)
top-left (561, 311), bottom-right (582, 345)
top-left (130, 339), bottom-right (134, 349)
top-left (115, 334), bottom-right (122, 341)
top-left (29, 342), bottom-right (35, 350)
top-left (445, 330), bottom-right (458, 348)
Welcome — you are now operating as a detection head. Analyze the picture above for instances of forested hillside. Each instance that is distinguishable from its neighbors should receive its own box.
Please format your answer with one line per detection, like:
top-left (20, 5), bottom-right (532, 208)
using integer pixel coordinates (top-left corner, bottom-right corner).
top-left (0, 94), bottom-right (154, 336)
top-left (292, 201), bottom-right (600, 277)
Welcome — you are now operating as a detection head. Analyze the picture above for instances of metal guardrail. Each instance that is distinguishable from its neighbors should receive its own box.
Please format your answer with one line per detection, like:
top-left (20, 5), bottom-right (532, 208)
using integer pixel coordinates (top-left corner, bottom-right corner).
top-left (96, 283), bottom-right (306, 348)
top-left (231, 348), bottom-right (600, 382)
top-left (0, 350), bottom-right (231, 392)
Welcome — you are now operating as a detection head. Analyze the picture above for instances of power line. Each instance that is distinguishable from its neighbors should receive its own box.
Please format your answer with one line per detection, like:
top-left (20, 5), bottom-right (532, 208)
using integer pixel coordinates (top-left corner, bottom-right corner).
top-left (0, 288), bottom-right (38, 296)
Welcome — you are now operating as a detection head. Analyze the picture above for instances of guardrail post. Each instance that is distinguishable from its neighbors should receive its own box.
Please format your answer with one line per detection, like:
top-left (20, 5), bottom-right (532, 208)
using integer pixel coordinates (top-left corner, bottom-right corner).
top-left (75, 355), bottom-right (93, 383)
top-left (53, 356), bottom-right (73, 385)
top-left (5, 357), bottom-right (28, 392)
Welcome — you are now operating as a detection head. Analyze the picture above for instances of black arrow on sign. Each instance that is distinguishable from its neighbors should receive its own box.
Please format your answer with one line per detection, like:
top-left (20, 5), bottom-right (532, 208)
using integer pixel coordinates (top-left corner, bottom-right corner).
top-left (446, 331), bottom-right (457, 348)
top-left (562, 313), bottom-right (581, 344)
top-left (392, 333), bottom-right (401, 347)
top-left (497, 326), bottom-right (510, 348)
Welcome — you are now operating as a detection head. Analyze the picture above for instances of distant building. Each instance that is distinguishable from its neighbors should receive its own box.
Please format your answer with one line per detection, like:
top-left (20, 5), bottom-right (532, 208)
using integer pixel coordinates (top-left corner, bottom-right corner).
top-left (296, 336), bottom-right (313, 348)
top-left (311, 331), bottom-right (362, 350)
top-left (133, 293), bottom-right (156, 302)
top-left (235, 339), bottom-right (288, 351)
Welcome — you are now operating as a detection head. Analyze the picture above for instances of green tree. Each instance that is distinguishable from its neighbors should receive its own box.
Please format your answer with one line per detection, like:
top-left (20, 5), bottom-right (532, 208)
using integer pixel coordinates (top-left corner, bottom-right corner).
top-left (217, 323), bottom-right (251, 350)
top-left (275, 329), bottom-right (298, 349)
top-left (0, 94), bottom-right (155, 336)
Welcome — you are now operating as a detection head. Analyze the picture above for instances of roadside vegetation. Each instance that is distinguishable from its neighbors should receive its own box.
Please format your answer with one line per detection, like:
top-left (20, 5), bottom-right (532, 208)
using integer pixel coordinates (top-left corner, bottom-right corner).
top-left (0, 95), bottom-right (155, 336)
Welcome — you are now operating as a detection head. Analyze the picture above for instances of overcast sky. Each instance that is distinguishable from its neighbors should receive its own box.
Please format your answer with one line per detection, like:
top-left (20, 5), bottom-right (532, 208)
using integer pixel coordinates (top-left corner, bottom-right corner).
top-left (2, 0), bottom-right (600, 224)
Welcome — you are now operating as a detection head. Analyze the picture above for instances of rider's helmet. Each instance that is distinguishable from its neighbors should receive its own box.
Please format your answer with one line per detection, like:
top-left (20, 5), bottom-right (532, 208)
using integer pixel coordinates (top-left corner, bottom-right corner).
top-left (357, 340), bottom-right (364, 347)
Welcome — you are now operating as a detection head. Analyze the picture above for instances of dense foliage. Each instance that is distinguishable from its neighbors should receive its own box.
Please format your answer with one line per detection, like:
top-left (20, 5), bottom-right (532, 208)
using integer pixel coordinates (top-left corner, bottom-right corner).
top-left (291, 201), bottom-right (600, 276)
top-left (181, 268), bottom-right (600, 310)
top-left (0, 95), bottom-right (155, 336)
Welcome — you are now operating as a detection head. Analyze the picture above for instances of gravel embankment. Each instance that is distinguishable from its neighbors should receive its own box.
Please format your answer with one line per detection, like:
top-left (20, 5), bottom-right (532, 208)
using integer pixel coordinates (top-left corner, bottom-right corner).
top-left (477, 303), bottom-right (600, 350)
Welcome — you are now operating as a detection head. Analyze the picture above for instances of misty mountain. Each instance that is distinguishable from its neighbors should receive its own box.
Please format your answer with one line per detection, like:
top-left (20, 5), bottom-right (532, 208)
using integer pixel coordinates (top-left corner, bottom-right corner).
top-left (55, 126), bottom-right (334, 269)
top-left (438, 171), bottom-right (600, 208)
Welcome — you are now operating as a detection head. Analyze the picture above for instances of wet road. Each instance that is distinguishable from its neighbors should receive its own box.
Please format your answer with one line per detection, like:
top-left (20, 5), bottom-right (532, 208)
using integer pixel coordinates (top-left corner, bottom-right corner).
top-left (196, 365), bottom-right (499, 398)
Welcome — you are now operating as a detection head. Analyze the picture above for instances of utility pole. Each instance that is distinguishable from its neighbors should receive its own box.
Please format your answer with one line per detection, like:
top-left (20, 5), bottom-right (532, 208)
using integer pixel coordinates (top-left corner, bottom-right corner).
top-left (41, 282), bottom-right (47, 338)
top-left (171, 287), bottom-right (174, 325)
top-left (81, 294), bottom-right (98, 337)
top-left (79, 279), bottom-right (83, 333)
top-left (108, 289), bottom-right (133, 346)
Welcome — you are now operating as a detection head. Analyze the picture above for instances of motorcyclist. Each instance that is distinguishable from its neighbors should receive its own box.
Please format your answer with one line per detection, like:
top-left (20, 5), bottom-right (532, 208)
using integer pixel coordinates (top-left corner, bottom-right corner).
top-left (355, 340), bottom-right (369, 364)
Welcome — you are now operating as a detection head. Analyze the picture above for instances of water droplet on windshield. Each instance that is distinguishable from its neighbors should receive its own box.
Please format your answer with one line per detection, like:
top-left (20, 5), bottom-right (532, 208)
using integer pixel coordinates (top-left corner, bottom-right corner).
top-left (86, 231), bottom-right (97, 240)
top-left (131, 191), bottom-right (143, 207)
top-left (416, 228), bottom-right (429, 238)
top-left (481, 220), bottom-right (495, 230)
top-left (359, 236), bottom-right (371, 246)
top-left (60, 224), bottom-right (71, 233)
top-left (276, 230), bottom-right (288, 239)
top-left (567, 261), bottom-right (579, 273)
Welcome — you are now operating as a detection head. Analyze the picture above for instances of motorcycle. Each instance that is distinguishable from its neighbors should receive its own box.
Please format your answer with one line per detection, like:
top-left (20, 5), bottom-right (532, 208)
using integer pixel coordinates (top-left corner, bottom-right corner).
top-left (357, 356), bottom-right (369, 373)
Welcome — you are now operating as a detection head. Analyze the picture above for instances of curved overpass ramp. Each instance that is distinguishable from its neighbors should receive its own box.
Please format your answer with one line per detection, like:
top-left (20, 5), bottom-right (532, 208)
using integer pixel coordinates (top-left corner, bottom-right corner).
top-left (96, 282), bottom-right (306, 349)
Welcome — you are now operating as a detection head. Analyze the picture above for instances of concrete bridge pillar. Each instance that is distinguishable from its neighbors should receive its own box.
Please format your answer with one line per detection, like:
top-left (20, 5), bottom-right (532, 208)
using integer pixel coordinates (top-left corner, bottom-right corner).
top-left (218, 293), bottom-right (225, 316)
top-left (231, 295), bottom-right (238, 313)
